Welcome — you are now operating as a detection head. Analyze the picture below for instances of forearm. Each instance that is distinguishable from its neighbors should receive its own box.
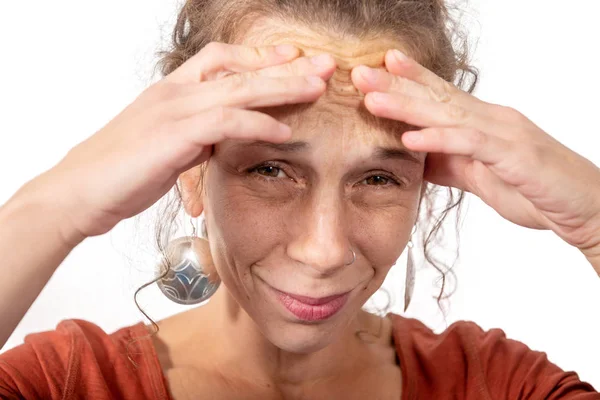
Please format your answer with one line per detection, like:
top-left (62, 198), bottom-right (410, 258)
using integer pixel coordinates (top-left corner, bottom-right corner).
top-left (0, 174), bottom-right (84, 349)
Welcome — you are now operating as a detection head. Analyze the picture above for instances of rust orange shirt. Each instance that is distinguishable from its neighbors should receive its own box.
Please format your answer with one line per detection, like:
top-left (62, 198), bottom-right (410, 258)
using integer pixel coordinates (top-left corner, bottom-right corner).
top-left (0, 314), bottom-right (597, 399)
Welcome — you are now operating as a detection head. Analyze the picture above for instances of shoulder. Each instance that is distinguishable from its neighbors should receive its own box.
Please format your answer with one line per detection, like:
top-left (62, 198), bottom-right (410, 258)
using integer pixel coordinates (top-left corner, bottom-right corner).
top-left (0, 319), bottom-right (167, 400)
top-left (388, 313), bottom-right (598, 399)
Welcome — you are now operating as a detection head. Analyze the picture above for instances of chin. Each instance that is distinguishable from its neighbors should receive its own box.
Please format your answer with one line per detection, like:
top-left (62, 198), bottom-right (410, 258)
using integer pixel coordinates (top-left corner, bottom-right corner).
top-left (253, 304), bottom-right (357, 354)
top-left (263, 321), bottom-right (342, 354)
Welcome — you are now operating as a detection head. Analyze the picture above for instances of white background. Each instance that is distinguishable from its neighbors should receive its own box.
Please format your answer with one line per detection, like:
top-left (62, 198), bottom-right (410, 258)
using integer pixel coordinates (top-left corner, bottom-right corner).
top-left (1, 0), bottom-right (599, 390)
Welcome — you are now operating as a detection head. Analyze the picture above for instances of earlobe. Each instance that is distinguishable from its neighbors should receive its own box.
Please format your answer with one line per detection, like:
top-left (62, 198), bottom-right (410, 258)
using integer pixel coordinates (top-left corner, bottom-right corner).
top-left (179, 166), bottom-right (205, 218)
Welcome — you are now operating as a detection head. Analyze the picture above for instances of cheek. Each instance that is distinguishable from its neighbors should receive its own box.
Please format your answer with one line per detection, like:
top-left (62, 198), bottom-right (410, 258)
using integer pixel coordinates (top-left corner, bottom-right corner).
top-left (204, 165), bottom-right (290, 268)
top-left (352, 191), bottom-right (420, 270)
top-left (204, 159), bottom-right (421, 278)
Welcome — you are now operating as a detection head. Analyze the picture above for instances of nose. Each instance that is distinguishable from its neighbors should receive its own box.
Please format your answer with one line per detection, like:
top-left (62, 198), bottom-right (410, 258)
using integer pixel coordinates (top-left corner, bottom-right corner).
top-left (286, 189), bottom-right (352, 276)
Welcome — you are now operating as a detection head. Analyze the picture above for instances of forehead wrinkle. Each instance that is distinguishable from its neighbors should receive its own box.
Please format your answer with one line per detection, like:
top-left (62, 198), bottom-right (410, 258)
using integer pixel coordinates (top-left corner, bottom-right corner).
top-left (240, 17), bottom-right (404, 70)
top-left (241, 17), bottom-right (406, 101)
top-left (241, 18), bottom-right (418, 154)
top-left (257, 98), bottom-right (416, 153)
top-left (262, 106), bottom-right (414, 159)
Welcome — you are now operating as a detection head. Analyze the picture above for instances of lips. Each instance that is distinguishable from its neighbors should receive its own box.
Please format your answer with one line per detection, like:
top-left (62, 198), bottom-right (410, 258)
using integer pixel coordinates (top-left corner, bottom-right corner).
top-left (271, 287), bottom-right (351, 322)
top-left (282, 291), bottom-right (348, 305)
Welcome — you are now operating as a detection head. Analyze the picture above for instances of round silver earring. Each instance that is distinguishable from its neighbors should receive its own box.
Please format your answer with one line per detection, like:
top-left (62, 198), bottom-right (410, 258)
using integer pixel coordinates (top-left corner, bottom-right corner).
top-left (156, 216), bottom-right (220, 305)
top-left (345, 248), bottom-right (357, 266)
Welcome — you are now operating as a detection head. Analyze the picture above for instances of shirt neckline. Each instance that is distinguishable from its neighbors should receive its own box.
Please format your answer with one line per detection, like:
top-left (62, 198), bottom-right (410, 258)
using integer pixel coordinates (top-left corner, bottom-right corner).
top-left (133, 313), bottom-right (411, 400)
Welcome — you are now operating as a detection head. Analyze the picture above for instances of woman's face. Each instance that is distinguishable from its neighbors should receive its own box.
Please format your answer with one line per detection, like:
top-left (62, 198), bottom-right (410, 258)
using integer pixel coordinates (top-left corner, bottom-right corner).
top-left (201, 22), bottom-right (426, 353)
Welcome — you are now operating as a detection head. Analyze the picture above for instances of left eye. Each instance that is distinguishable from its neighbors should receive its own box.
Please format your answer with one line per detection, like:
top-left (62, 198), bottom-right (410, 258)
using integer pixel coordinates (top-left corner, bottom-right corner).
top-left (253, 165), bottom-right (288, 178)
top-left (363, 175), bottom-right (392, 185)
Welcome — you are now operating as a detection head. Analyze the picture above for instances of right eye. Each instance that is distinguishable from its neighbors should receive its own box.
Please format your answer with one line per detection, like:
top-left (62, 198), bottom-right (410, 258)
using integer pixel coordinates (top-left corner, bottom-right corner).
top-left (250, 164), bottom-right (289, 179)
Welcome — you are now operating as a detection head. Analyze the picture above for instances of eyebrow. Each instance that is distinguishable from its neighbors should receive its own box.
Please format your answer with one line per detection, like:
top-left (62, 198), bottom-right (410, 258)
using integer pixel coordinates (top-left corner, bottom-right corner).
top-left (237, 141), bottom-right (421, 163)
top-left (372, 146), bottom-right (422, 164)
top-left (241, 141), bottom-right (310, 152)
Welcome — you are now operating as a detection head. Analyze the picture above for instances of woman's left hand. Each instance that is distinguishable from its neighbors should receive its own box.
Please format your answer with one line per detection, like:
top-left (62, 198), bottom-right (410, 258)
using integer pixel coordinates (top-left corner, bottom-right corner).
top-left (351, 49), bottom-right (600, 266)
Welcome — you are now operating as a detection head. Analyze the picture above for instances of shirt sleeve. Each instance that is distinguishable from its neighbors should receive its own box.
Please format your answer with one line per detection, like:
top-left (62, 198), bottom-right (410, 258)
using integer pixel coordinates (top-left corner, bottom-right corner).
top-left (0, 319), bottom-right (169, 400)
top-left (460, 322), bottom-right (599, 399)
top-left (0, 329), bottom-right (64, 400)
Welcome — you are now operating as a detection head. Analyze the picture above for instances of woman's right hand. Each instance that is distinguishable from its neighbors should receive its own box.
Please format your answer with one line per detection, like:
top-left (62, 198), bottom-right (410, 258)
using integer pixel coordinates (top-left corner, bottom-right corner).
top-left (32, 42), bottom-right (336, 246)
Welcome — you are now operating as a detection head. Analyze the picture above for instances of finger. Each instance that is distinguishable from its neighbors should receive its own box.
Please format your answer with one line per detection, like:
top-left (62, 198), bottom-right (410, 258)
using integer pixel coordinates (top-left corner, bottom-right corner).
top-left (166, 42), bottom-right (300, 84)
top-left (384, 49), bottom-right (459, 97)
top-left (188, 107), bottom-right (292, 143)
top-left (401, 127), bottom-right (512, 167)
top-left (249, 53), bottom-right (336, 81)
top-left (423, 153), bottom-right (472, 191)
top-left (409, 127), bottom-right (553, 193)
top-left (172, 75), bottom-right (326, 118)
top-left (171, 107), bottom-right (292, 171)
top-left (351, 65), bottom-right (432, 101)
top-left (365, 92), bottom-right (494, 132)
top-left (383, 49), bottom-right (489, 112)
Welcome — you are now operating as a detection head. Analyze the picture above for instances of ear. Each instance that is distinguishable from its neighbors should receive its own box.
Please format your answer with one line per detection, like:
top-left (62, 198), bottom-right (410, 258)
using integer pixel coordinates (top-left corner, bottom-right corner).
top-left (179, 166), bottom-right (205, 218)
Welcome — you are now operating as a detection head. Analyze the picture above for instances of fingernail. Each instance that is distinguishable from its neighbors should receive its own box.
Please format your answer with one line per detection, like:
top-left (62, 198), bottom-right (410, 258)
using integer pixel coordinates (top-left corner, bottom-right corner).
top-left (275, 44), bottom-right (298, 57)
top-left (306, 76), bottom-right (324, 86)
top-left (403, 131), bottom-right (422, 144)
top-left (392, 49), bottom-right (408, 62)
top-left (369, 92), bottom-right (388, 104)
top-left (310, 54), bottom-right (333, 66)
top-left (359, 66), bottom-right (377, 84)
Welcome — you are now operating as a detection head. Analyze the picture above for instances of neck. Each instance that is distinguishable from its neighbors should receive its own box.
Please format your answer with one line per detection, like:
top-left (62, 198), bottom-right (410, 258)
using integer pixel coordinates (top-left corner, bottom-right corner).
top-left (177, 286), bottom-right (389, 387)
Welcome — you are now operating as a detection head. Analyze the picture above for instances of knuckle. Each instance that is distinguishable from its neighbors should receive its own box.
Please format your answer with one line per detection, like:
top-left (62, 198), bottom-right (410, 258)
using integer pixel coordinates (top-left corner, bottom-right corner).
top-left (398, 94), bottom-right (416, 110)
top-left (230, 73), bottom-right (250, 93)
top-left (214, 69), bottom-right (235, 80)
top-left (241, 70), bottom-right (259, 81)
top-left (391, 77), bottom-right (407, 92)
top-left (446, 103), bottom-right (468, 121)
top-left (467, 129), bottom-right (487, 148)
top-left (441, 80), bottom-right (457, 95)
top-left (238, 46), bottom-right (265, 65)
top-left (250, 46), bottom-right (266, 62)
top-left (495, 105), bottom-right (525, 124)
top-left (286, 58), bottom-right (304, 75)
top-left (145, 81), bottom-right (182, 103)
top-left (203, 41), bottom-right (226, 58)
top-left (430, 80), bottom-right (454, 103)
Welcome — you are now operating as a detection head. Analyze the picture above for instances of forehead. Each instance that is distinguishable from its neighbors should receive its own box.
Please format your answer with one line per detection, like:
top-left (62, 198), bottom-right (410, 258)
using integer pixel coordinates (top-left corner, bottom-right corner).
top-left (238, 18), bottom-right (416, 151)
top-left (241, 18), bottom-right (400, 67)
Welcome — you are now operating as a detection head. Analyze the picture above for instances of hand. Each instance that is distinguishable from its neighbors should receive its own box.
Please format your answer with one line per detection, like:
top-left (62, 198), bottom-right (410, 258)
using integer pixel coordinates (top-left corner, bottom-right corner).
top-left (351, 49), bottom-right (600, 260)
top-left (37, 42), bottom-right (336, 245)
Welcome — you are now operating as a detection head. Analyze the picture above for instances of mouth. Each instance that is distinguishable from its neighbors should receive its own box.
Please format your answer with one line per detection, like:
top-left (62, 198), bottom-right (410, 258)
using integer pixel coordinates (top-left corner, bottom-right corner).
top-left (268, 286), bottom-right (351, 322)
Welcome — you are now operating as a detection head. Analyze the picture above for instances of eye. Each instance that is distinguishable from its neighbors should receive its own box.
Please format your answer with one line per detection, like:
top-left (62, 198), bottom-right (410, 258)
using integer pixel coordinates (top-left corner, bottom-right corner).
top-left (364, 175), bottom-right (390, 185)
top-left (251, 164), bottom-right (289, 179)
top-left (362, 174), bottom-right (399, 186)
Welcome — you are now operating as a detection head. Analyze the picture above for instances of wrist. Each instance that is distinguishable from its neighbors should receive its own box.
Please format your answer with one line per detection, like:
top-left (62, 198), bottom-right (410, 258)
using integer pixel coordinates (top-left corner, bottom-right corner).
top-left (4, 173), bottom-right (86, 250)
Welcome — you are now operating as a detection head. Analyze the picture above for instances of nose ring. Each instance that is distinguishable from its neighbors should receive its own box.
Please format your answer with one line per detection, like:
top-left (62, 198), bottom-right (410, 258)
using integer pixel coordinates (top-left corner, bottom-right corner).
top-left (345, 249), bottom-right (357, 266)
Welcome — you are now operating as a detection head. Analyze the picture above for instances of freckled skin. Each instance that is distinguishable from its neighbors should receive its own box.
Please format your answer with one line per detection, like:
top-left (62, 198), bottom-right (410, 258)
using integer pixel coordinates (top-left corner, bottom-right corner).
top-left (169, 18), bottom-right (426, 395)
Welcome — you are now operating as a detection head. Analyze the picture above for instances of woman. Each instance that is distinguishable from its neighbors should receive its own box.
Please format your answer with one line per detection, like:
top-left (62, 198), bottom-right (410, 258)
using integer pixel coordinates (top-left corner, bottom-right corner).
top-left (0, 0), bottom-right (598, 398)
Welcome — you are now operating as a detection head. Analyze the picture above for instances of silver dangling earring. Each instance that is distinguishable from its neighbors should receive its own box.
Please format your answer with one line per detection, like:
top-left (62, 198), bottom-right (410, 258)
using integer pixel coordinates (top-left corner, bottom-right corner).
top-left (156, 216), bottom-right (220, 305)
top-left (404, 225), bottom-right (417, 312)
